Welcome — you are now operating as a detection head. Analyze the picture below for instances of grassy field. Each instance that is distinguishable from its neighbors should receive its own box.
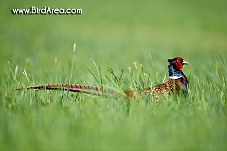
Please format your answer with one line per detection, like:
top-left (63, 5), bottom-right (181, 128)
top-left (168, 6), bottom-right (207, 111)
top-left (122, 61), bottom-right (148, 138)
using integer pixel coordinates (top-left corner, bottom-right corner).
top-left (1, 0), bottom-right (227, 150)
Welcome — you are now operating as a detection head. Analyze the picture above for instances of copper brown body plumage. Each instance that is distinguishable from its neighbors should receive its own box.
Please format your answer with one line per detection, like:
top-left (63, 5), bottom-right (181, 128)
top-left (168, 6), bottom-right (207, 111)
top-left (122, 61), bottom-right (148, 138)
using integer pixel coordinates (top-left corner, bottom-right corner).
top-left (16, 57), bottom-right (189, 98)
top-left (149, 77), bottom-right (188, 97)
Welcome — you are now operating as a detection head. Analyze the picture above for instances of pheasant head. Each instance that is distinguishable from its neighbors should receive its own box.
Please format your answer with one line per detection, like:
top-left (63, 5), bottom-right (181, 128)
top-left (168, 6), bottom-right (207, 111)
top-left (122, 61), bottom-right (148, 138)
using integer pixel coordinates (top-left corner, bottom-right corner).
top-left (166, 57), bottom-right (189, 95)
top-left (168, 57), bottom-right (188, 79)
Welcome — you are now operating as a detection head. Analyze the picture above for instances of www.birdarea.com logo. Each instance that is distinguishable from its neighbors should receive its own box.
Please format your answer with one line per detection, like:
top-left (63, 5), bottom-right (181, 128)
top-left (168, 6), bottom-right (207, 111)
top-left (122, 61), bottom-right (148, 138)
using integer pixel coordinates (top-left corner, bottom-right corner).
top-left (11, 6), bottom-right (82, 15)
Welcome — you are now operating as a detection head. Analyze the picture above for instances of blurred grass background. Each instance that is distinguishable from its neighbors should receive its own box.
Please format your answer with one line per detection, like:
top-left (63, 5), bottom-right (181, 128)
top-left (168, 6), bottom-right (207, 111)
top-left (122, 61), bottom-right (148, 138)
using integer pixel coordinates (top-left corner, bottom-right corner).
top-left (0, 0), bottom-right (227, 150)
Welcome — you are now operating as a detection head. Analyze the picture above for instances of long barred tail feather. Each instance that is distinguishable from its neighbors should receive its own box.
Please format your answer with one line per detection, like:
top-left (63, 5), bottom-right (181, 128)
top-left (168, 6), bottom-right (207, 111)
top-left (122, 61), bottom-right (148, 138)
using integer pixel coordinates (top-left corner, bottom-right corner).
top-left (15, 84), bottom-right (108, 96)
top-left (16, 84), bottom-right (153, 97)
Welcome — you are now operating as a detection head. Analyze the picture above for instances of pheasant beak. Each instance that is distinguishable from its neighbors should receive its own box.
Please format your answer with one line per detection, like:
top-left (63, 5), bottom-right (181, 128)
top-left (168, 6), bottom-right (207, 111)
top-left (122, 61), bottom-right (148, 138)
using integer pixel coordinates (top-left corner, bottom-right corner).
top-left (183, 60), bottom-right (188, 65)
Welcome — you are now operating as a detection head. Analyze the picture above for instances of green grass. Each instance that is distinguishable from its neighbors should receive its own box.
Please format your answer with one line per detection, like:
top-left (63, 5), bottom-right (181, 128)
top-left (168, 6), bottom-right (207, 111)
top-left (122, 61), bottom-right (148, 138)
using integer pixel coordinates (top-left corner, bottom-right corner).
top-left (1, 0), bottom-right (227, 150)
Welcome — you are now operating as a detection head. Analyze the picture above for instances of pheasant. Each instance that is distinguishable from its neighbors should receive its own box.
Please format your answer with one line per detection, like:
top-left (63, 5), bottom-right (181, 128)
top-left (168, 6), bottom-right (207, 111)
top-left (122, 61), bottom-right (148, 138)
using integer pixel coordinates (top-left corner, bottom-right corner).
top-left (16, 57), bottom-right (188, 98)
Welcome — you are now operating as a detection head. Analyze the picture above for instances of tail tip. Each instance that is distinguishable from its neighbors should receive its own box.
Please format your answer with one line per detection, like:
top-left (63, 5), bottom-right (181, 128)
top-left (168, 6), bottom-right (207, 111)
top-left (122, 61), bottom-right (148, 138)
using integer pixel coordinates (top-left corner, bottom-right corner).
top-left (15, 87), bottom-right (23, 91)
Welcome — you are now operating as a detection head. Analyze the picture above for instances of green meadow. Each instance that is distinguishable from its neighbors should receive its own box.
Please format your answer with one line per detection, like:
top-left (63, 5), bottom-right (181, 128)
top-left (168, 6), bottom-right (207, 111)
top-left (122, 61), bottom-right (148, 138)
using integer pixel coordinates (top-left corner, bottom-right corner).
top-left (0, 0), bottom-right (227, 150)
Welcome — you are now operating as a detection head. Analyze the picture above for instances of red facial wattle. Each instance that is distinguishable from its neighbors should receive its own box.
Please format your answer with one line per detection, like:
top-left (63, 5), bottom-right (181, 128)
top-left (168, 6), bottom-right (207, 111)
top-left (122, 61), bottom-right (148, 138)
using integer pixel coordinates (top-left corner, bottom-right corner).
top-left (175, 58), bottom-right (183, 70)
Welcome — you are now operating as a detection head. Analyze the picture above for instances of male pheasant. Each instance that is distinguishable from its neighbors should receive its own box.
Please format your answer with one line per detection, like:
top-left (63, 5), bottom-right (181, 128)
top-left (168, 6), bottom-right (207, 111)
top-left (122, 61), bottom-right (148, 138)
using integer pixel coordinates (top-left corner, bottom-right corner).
top-left (16, 57), bottom-right (189, 98)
